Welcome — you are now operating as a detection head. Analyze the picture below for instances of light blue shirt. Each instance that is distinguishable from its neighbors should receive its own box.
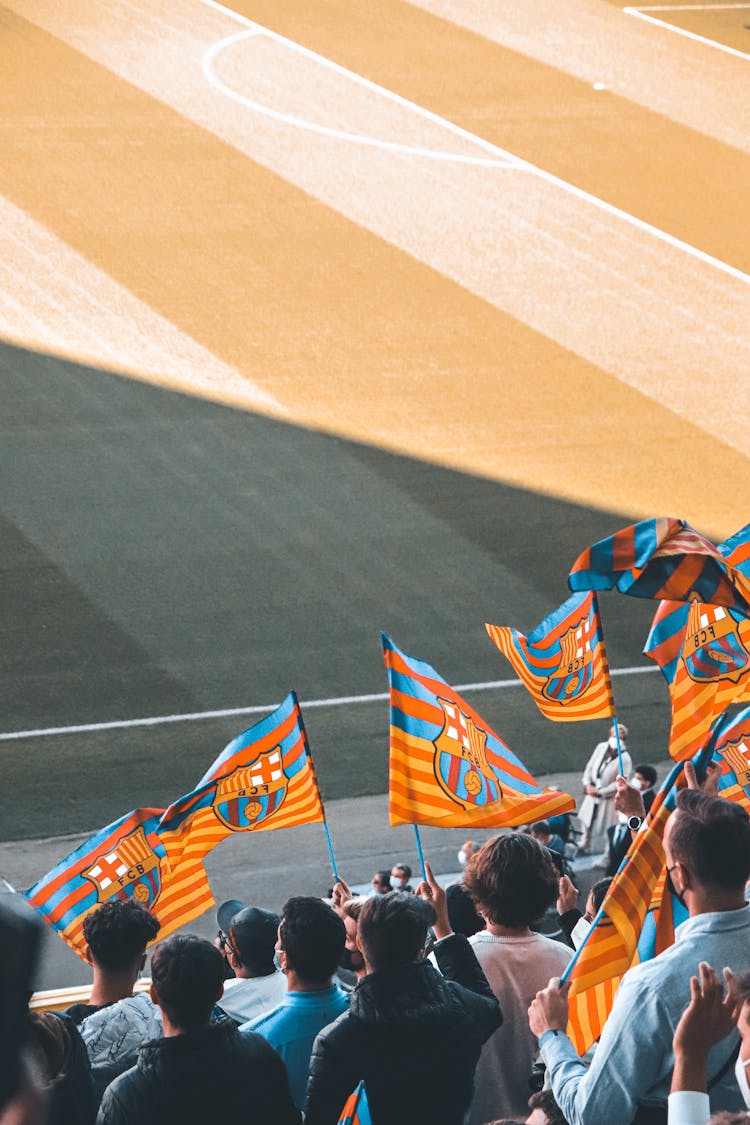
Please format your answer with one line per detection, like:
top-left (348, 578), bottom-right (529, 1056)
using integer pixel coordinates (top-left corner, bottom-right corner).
top-left (240, 984), bottom-right (348, 1110)
top-left (540, 906), bottom-right (750, 1125)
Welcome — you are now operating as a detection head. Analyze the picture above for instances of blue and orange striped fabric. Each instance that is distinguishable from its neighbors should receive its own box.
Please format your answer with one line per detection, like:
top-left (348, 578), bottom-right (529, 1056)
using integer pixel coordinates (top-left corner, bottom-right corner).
top-left (566, 753), bottom-right (700, 1053)
top-left (383, 634), bottom-right (575, 828)
top-left (158, 692), bottom-right (325, 867)
top-left (486, 591), bottom-right (614, 722)
top-left (569, 518), bottom-right (750, 609)
top-left (644, 524), bottom-right (750, 760)
top-left (24, 808), bottom-right (213, 960)
top-left (337, 1082), bottom-right (371, 1125)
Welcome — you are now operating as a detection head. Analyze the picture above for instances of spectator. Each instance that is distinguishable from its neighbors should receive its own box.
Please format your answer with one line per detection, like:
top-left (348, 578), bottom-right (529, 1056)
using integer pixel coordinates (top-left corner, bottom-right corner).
top-left (28, 1011), bottom-right (96, 1125)
top-left (605, 765), bottom-right (658, 876)
top-left (486, 1089), bottom-right (568, 1124)
top-left (370, 871), bottom-right (392, 895)
top-left (445, 883), bottom-right (484, 939)
top-left (80, 992), bottom-right (161, 1101)
top-left (578, 723), bottom-right (632, 858)
top-left (556, 876), bottom-right (612, 950)
top-left (65, 901), bottom-right (159, 1026)
top-left (214, 901), bottom-right (286, 1024)
top-left (305, 861), bottom-right (501, 1125)
top-left (241, 897), bottom-right (347, 1112)
top-left (340, 899), bottom-right (367, 984)
top-left (668, 962), bottom-right (750, 1124)
top-left (530, 822), bottom-right (565, 857)
top-left (462, 834), bottom-right (573, 1123)
top-left (96, 935), bottom-right (299, 1125)
top-left (529, 788), bottom-right (750, 1124)
top-left (389, 864), bottom-right (413, 893)
top-left (458, 840), bottom-right (479, 868)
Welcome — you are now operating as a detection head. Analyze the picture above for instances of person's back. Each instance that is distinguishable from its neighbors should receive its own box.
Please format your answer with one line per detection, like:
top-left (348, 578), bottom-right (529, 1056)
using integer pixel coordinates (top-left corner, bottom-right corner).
top-left (462, 834), bottom-right (572, 1122)
top-left (97, 935), bottom-right (299, 1125)
top-left (305, 867), bottom-right (501, 1125)
top-left (242, 896), bottom-right (348, 1111)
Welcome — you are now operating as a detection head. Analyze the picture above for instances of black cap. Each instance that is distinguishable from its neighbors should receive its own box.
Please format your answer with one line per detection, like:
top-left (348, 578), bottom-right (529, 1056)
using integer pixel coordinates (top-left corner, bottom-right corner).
top-left (216, 901), bottom-right (279, 971)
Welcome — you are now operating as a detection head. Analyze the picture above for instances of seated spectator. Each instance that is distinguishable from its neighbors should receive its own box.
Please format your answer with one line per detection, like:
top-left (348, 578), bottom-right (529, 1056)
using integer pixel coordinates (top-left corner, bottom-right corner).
top-left (668, 962), bottom-right (750, 1125)
top-left (389, 863), bottom-right (413, 893)
top-left (530, 822), bottom-right (565, 857)
top-left (370, 871), bottom-right (392, 895)
top-left (556, 876), bottom-right (612, 950)
top-left (28, 1010), bottom-right (97, 1125)
top-left (65, 901), bottom-right (159, 1025)
top-left (214, 901), bottom-right (286, 1024)
top-left (339, 898), bottom-right (367, 987)
top-left (241, 897), bottom-right (347, 1112)
top-left (96, 934), bottom-right (300, 1124)
top-left (305, 861), bottom-right (501, 1125)
top-left (462, 834), bottom-right (573, 1124)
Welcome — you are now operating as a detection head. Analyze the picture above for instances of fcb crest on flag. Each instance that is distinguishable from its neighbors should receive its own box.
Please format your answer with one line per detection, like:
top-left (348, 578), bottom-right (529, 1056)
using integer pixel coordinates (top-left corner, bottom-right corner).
top-left (681, 604), bottom-right (750, 685)
top-left (82, 826), bottom-right (161, 909)
top-left (486, 592), bottom-right (614, 722)
top-left (212, 747), bottom-right (289, 831)
top-left (383, 634), bottom-right (575, 828)
top-left (433, 698), bottom-right (502, 810)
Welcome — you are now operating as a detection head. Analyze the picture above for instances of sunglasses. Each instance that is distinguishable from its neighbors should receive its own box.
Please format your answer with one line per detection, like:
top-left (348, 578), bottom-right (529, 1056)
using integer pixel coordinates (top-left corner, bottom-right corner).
top-left (217, 929), bottom-right (238, 958)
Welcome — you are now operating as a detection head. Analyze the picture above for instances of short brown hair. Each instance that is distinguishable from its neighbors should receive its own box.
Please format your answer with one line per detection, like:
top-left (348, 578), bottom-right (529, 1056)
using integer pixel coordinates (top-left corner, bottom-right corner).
top-left (464, 833), bottom-right (558, 927)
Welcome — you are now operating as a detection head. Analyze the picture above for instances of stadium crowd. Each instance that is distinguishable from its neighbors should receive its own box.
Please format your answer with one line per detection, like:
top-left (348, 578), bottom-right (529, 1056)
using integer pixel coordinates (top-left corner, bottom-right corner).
top-left (4, 770), bottom-right (750, 1125)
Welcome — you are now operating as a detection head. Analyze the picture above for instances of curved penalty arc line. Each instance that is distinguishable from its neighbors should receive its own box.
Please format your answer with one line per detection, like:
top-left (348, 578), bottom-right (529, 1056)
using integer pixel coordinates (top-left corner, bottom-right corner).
top-left (202, 29), bottom-right (520, 169)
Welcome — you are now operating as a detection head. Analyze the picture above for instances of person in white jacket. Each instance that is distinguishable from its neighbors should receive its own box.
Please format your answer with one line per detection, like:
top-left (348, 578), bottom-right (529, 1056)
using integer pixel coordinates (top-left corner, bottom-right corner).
top-left (578, 723), bottom-right (632, 858)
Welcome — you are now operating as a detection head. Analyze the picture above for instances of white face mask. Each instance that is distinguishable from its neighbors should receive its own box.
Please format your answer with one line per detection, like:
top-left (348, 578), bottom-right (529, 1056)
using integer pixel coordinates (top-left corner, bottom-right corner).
top-left (570, 916), bottom-right (592, 950)
top-left (608, 736), bottom-right (618, 750)
top-left (630, 777), bottom-right (644, 790)
top-left (735, 1054), bottom-right (750, 1107)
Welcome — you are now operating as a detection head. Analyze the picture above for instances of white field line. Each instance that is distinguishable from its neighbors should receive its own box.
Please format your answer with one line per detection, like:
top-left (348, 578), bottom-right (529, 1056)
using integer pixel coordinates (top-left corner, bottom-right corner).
top-left (193, 0), bottom-right (750, 286)
top-left (624, 6), bottom-right (750, 60)
top-left (0, 664), bottom-right (659, 742)
top-left (204, 31), bottom-right (519, 167)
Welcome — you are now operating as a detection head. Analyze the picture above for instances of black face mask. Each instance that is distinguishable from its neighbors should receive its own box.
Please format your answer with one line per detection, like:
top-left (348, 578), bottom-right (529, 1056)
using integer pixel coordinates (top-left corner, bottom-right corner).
top-left (665, 867), bottom-right (686, 909)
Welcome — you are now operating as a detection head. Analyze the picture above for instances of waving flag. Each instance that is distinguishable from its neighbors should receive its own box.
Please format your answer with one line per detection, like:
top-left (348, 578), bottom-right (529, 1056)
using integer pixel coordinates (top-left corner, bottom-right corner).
top-left (565, 754), bottom-right (699, 1052)
top-left (24, 808), bottom-right (213, 960)
top-left (644, 524), bottom-right (750, 760)
top-left (159, 693), bottom-right (325, 867)
top-left (486, 592), bottom-right (614, 722)
top-left (566, 715), bottom-right (750, 1052)
top-left (338, 1083), bottom-right (371, 1125)
top-left (383, 634), bottom-right (575, 828)
top-left (569, 517), bottom-right (750, 609)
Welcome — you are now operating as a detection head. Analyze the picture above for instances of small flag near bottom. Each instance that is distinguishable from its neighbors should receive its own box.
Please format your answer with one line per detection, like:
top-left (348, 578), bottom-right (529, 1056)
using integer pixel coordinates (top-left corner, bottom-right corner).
top-left (24, 808), bottom-right (213, 960)
top-left (338, 1082), bottom-right (371, 1125)
top-left (486, 591), bottom-right (615, 722)
top-left (383, 634), bottom-right (575, 828)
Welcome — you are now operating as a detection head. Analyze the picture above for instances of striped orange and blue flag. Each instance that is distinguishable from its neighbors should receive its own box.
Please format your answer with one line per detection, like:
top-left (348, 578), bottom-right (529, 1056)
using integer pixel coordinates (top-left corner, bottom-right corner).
top-left (24, 808), bottom-right (213, 960)
top-left (486, 592), bottom-right (614, 722)
top-left (383, 634), bottom-right (575, 828)
top-left (158, 692), bottom-right (325, 867)
top-left (644, 524), bottom-right (750, 760)
top-left (337, 1082), bottom-right (371, 1125)
top-left (569, 518), bottom-right (750, 609)
top-left (565, 753), bottom-right (700, 1052)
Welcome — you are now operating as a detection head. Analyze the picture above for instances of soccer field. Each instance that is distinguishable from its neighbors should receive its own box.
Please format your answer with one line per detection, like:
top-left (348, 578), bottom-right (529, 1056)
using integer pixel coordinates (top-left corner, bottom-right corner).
top-left (1, 0), bottom-right (748, 842)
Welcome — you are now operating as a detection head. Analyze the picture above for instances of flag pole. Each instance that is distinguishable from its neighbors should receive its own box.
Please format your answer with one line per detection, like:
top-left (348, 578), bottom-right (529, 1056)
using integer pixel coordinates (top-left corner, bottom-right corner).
top-left (612, 714), bottom-right (625, 777)
top-left (412, 825), bottom-right (428, 883)
top-left (292, 692), bottom-right (340, 884)
top-left (590, 594), bottom-right (625, 776)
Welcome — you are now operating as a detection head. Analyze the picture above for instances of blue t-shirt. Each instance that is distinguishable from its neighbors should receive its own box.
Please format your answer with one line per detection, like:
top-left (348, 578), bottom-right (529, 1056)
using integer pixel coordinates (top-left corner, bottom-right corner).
top-left (240, 984), bottom-right (348, 1109)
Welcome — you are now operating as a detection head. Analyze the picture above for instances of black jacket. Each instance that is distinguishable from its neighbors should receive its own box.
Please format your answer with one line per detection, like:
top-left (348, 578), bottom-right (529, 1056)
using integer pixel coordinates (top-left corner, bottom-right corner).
top-left (305, 933), bottom-right (502, 1125)
top-left (96, 1017), bottom-right (300, 1125)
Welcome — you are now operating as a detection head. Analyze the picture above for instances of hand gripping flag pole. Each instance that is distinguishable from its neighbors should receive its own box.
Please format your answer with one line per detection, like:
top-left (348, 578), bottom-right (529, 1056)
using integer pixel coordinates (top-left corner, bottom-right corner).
top-left (293, 692), bottom-right (340, 883)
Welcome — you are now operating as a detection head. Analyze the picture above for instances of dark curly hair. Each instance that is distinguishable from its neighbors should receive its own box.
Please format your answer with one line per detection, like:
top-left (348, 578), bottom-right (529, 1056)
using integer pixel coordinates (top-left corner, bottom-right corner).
top-left (463, 833), bottom-right (558, 928)
top-left (83, 899), bottom-right (160, 972)
top-left (151, 935), bottom-right (224, 1031)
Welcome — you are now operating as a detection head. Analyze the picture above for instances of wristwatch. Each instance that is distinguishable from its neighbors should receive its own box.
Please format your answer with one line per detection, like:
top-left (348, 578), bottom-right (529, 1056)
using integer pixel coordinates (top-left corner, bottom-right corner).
top-left (627, 815), bottom-right (643, 831)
